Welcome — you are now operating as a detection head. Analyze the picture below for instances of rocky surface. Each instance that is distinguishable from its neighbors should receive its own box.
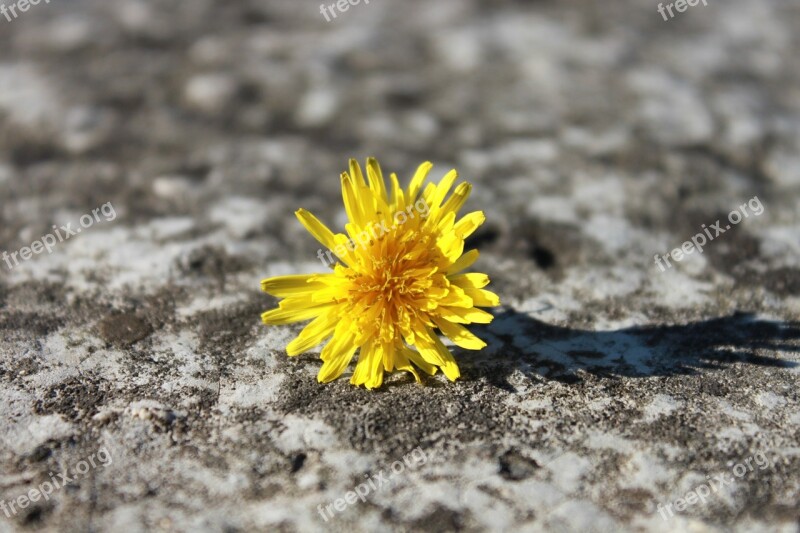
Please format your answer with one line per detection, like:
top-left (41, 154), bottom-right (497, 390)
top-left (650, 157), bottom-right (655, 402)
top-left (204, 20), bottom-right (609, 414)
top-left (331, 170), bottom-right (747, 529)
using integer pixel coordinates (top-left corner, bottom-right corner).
top-left (1, 0), bottom-right (799, 531)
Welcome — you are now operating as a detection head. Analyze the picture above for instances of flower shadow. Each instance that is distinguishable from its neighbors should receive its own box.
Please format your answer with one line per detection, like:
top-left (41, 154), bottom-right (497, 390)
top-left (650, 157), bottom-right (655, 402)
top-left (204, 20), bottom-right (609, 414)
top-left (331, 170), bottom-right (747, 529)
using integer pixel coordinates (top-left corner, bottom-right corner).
top-left (462, 309), bottom-right (800, 390)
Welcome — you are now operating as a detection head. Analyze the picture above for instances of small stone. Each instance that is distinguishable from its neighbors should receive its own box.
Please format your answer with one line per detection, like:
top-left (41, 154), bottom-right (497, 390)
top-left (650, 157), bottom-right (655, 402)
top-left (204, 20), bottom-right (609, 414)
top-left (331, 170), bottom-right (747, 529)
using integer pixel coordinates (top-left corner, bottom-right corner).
top-left (152, 176), bottom-right (194, 199)
top-left (295, 88), bottom-right (338, 128)
top-left (184, 73), bottom-right (238, 114)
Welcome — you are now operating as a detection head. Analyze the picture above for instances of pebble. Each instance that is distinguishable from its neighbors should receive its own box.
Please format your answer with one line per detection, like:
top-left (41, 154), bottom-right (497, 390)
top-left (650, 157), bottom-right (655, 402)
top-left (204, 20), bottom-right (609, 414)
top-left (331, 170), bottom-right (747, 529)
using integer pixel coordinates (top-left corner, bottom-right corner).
top-left (184, 73), bottom-right (238, 114)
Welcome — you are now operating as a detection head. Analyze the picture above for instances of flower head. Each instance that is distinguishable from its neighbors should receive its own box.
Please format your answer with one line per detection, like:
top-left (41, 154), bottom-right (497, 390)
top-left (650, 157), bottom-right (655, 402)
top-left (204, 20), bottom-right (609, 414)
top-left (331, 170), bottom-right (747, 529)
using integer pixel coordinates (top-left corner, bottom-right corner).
top-left (260, 158), bottom-right (499, 389)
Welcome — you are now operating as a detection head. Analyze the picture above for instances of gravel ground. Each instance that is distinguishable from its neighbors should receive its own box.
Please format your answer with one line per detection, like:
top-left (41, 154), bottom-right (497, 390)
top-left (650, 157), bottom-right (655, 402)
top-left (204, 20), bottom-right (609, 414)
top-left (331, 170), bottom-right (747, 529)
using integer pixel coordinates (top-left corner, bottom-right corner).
top-left (1, 0), bottom-right (799, 532)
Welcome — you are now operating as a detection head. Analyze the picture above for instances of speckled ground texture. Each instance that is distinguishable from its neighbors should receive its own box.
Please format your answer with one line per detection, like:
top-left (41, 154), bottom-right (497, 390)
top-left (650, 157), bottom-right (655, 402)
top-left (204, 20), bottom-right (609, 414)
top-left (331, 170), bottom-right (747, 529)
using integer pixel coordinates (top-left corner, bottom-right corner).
top-left (1, 0), bottom-right (799, 531)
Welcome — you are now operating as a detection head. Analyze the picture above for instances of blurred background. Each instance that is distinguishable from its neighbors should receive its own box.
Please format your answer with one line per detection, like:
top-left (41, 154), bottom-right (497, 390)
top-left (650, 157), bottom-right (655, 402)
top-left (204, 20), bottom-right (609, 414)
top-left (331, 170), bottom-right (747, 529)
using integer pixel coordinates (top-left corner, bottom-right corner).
top-left (0, 0), bottom-right (799, 532)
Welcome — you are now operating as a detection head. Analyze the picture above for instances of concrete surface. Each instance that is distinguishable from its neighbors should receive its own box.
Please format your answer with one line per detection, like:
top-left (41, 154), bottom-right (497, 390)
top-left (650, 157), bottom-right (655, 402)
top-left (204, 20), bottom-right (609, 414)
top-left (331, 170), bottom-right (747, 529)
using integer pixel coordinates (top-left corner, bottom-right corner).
top-left (0, 0), bottom-right (799, 531)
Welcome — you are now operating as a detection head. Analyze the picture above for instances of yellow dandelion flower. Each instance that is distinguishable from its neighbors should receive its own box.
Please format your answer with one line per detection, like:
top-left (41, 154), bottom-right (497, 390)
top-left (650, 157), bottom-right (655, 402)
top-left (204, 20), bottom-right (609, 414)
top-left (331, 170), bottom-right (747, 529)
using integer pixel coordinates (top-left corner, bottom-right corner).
top-left (260, 158), bottom-right (500, 389)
